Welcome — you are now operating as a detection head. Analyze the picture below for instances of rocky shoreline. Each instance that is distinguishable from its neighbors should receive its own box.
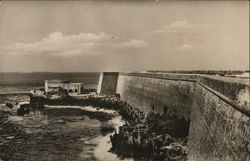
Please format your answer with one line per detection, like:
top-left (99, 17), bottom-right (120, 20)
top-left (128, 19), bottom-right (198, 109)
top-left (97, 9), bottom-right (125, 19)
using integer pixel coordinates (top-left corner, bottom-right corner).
top-left (34, 95), bottom-right (189, 161)
top-left (1, 94), bottom-right (189, 161)
top-left (110, 108), bottom-right (188, 161)
top-left (85, 96), bottom-right (189, 161)
top-left (0, 94), bottom-right (117, 161)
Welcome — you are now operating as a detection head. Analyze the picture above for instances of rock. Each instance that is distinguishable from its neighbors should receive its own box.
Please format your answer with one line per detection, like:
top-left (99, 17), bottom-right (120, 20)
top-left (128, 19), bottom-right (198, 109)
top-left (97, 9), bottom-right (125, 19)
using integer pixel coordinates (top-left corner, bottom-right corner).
top-left (17, 104), bottom-right (30, 116)
top-left (6, 103), bottom-right (13, 109)
top-left (6, 136), bottom-right (15, 139)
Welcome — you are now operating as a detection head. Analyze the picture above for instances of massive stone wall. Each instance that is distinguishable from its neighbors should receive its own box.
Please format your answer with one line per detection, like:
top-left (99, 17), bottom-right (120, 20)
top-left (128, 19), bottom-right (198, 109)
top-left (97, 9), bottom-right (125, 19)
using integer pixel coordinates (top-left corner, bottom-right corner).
top-left (115, 72), bottom-right (250, 161)
top-left (188, 83), bottom-right (250, 161)
top-left (117, 72), bottom-right (249, 116)
top-left (116, 74), bottom-right (194, 121)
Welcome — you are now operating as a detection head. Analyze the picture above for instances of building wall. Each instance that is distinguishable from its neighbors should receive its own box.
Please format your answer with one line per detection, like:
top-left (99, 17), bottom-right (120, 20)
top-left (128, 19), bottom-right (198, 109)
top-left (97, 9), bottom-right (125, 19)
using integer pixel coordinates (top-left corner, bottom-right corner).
top-left (45, 80), bottom-right (49, 92)
top-left (45, 80), bottom-right (83, 94)
top-left (97, 72), bottom-right (103, 94)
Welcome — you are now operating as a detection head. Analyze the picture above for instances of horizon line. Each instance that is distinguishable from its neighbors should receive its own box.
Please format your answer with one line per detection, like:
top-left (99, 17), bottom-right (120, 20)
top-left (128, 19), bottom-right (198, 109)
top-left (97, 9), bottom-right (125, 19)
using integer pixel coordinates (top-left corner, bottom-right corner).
top-left (0, 70), bottom-right (249, 74)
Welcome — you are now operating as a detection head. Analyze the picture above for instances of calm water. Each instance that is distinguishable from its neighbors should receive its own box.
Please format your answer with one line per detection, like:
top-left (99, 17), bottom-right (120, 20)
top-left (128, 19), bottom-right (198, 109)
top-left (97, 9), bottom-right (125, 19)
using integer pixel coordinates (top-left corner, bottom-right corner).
top-left (0, 72), bottom-right (100, 93)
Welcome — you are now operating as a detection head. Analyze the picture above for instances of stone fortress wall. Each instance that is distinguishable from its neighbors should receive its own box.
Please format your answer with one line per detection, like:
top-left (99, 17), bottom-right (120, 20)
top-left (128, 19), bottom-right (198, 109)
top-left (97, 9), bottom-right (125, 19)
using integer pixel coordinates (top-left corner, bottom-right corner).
top-left (98, 71), bottom-right (250, 161)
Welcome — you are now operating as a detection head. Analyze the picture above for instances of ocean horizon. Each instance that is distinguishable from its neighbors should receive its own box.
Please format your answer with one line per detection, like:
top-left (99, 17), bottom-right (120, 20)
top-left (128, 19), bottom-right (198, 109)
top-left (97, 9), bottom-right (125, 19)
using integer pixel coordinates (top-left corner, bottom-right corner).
top-left (0, 72), bottom-right (100, 93)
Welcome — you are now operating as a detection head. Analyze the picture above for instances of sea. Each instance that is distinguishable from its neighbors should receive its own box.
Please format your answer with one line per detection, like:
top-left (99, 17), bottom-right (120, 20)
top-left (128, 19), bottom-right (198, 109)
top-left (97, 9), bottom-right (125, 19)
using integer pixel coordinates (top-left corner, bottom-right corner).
top-left (0, 72), bottom-right (132, 161)
top-left (0, 72), bottom-right (100, 94)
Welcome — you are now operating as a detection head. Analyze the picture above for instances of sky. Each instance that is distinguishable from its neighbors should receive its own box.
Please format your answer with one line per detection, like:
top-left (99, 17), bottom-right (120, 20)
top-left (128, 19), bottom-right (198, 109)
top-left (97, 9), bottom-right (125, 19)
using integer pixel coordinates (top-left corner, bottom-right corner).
top-left (0, 0), bottom-right (249, 72)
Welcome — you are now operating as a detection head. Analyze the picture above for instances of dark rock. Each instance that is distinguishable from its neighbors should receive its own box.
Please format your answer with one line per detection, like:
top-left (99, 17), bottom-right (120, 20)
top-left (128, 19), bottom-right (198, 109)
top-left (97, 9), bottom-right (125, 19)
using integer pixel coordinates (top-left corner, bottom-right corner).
top-left (17, 104), bottom-right (30, 116)
top-left (5, 103), bottom-right (13, 109)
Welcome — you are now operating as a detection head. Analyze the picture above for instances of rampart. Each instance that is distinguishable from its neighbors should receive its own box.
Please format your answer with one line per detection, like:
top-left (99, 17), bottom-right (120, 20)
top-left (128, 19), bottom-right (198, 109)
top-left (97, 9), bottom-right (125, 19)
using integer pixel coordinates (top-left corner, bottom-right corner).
top-left (98, 72), bottom-right (250, 161)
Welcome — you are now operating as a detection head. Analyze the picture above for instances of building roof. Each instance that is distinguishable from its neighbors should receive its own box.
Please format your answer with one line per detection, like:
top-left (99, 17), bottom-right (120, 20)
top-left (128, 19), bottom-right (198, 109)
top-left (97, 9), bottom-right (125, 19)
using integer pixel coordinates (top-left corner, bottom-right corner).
top-left (45, 80), bottom-right (83, 85)
top-left (45, 80), bottom-right (69, 83)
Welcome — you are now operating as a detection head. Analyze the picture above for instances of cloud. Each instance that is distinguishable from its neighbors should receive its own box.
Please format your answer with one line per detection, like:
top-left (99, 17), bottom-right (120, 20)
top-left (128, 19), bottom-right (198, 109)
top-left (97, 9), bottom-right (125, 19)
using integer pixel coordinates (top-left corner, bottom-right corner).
top-left (151, 29), bottom-right (174, 34)
top-left (116, 39), bottom-right (148, 48)
top-left (175, 44), bottom-right (194, 51)
top-left (1, 32), bottom-right (148, 56)
top-left (150, 21), bottom-right (208, 34)
top-left (166, 21), bottom-right (193, 29)
top-left (3, 32), bottom-right (110, 56)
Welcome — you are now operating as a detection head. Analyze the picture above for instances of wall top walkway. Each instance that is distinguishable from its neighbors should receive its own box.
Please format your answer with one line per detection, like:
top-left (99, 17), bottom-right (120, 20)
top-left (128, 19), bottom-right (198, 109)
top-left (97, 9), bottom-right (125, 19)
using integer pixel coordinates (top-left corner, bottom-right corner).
top-left (120, 72), bottom-right (249, 85)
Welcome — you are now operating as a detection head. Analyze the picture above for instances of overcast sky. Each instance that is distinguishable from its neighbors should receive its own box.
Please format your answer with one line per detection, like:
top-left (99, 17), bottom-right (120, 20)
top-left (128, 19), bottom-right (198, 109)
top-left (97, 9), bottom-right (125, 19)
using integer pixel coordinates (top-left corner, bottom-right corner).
top-left (0, 0), bottom-right (249, 72)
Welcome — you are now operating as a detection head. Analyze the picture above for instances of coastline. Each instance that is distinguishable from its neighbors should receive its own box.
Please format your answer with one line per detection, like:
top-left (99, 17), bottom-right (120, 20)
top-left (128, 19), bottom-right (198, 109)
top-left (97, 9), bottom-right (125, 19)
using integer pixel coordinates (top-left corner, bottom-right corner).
top-left (0, 103), bottom-right (121, 161)
top-left (1, 91), bottom-right (189, 161)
